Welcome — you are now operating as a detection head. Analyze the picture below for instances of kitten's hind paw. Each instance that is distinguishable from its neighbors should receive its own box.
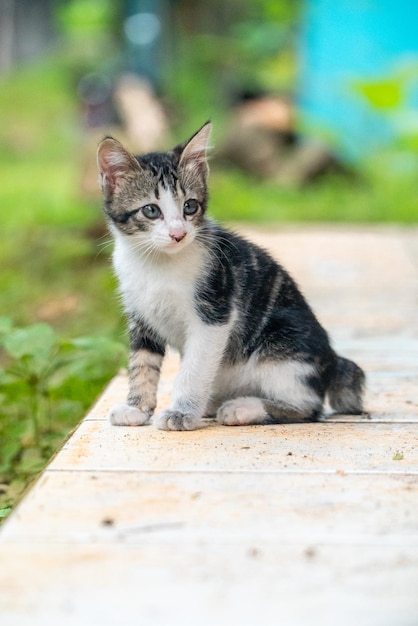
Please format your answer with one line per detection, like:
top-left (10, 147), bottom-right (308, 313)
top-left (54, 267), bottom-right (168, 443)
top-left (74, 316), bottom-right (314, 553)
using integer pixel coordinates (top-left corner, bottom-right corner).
top-left (109, 403), bottom-right (151, 426)
top-left (153, 409), bottom-right (202, 431)
top-left (217, 397), bottom-right (267, 426)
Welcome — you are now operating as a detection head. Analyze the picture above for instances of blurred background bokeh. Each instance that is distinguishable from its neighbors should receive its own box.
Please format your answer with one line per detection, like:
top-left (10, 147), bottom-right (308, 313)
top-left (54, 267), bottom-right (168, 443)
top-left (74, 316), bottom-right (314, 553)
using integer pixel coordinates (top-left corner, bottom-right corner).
top-left (1, 0), bottom-right (417, 517)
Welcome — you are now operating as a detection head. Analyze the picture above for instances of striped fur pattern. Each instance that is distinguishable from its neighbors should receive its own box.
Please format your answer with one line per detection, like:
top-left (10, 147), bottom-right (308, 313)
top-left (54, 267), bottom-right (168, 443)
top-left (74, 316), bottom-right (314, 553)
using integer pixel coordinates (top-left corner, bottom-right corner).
top-left (97, 122), bottom-right (365, 431)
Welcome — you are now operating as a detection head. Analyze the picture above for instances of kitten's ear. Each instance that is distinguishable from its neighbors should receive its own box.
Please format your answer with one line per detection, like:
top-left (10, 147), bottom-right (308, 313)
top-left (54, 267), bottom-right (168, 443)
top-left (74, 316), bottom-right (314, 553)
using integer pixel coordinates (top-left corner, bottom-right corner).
top-left (176, 121), bottom-right (211, 178)
top-left (97, 137), bottom-right (140, 196)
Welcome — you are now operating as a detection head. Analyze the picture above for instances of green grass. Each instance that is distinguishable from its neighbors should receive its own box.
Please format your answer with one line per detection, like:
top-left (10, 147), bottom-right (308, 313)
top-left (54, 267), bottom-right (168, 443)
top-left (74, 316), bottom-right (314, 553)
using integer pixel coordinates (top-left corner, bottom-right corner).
top-left (0, 60), bottom-right (120, 329)
top-left (210, 165), bottom-right (418, 223)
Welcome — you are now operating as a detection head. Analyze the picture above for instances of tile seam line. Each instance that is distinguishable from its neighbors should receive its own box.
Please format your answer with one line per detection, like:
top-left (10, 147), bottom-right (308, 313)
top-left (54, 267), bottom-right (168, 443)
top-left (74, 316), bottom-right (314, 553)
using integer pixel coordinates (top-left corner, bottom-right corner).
top-left (44, 468), bottom-right (418, 476)
top-left (83, 419), bottom-right (418, 423)
top-left (2, 538), bottom-right (418, 548)
top-left (83, 420), bottom-right (418, 426)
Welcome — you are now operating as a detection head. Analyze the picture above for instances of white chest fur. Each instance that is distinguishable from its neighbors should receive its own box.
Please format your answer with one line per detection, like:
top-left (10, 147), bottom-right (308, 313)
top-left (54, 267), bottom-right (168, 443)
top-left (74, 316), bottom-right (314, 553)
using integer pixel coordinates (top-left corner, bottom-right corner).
top-left (112, 234), bottom-right (206, 352)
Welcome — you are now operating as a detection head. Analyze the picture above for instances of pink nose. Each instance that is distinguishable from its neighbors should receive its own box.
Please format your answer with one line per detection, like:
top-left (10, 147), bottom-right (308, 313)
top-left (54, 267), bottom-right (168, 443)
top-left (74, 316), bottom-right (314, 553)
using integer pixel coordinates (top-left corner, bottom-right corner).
top-left (170, 231), bottom-right (187, 243)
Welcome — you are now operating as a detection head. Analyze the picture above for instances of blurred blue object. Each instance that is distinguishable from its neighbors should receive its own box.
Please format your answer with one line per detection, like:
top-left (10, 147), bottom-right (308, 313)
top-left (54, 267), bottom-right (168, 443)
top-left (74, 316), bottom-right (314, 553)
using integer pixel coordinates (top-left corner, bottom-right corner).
top-left (298, 0), bottom-right (418, 161)
top-left (122, 0), bottom-right (172, 90)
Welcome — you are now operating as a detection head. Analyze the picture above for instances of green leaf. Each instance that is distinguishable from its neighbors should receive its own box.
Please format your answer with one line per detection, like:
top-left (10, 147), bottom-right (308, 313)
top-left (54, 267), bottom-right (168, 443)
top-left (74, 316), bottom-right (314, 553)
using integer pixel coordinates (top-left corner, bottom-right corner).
top-left (0, 317), bottom-right (13, 339)
top-left (16, 448), bottom-right (45, 474)
top-left (3, 323), bottom-right (57, 360)
top-left (0, 437), bottom-right (22, 472)
top-left (351, 78), bottom-right (404, 111)
top-left (392, 451), bottom-right (404, 461)
top-left (70, 336), bottom-right (125, 354)
top-left (0, 507), bottom-right (12, 519)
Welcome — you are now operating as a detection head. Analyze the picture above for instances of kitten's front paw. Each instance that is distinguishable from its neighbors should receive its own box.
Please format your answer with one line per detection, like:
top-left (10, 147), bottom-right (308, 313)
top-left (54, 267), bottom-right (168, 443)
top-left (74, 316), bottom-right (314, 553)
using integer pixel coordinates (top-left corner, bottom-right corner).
top-left (109, 403), bottom-right (151, 426)
top-left (153, 409), bottom-right (202, 431)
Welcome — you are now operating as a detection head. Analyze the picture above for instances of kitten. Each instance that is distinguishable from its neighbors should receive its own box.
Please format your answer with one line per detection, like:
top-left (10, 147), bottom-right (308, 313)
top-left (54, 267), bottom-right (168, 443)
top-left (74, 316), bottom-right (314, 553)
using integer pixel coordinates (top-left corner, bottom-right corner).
top-left (97, 122), bottom-right (365, 431)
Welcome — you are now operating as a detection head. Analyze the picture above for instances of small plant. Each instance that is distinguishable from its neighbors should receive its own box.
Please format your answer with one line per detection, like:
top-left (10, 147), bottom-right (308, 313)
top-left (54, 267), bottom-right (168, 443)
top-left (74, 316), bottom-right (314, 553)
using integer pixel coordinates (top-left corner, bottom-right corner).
top-left (0, 317), bottom-right (125, 522)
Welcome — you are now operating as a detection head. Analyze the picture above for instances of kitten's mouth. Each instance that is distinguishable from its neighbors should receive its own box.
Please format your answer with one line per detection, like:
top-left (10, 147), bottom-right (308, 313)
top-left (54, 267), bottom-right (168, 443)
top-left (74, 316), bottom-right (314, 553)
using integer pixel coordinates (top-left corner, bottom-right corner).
top-left (163, 234), bottom-right (192, 253)
top-left (162, 241), bottom-right (187, 254)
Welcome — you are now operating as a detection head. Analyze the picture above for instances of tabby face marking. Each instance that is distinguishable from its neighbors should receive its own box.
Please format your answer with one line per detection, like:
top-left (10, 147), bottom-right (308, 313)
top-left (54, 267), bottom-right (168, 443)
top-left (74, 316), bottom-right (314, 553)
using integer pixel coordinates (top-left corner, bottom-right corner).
top-left (115, 184), bottom-right (201, 254)
top-left (97, 124), bottom-right (210, 255)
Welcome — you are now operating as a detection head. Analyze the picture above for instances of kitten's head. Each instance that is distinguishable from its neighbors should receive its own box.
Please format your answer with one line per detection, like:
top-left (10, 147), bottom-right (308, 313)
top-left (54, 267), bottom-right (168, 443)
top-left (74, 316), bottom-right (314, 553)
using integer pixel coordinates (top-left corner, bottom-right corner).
top-left (97, 122), bottom-right (211, 255)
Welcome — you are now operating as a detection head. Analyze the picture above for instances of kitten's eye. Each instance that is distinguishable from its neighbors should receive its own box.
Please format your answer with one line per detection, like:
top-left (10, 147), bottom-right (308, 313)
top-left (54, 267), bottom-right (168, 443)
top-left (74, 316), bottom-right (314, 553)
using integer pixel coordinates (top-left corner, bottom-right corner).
top-left (183, 199), bottom-right (199, 216)
top-left (142, 204), bottom-right (161, 220)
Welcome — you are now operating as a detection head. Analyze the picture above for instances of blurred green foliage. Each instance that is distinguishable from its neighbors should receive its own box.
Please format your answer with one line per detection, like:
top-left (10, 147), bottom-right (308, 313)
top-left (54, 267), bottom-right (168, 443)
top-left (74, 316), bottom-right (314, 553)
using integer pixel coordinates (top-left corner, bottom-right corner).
top-left (0, 317), bottom-right (125, 521)
top-left (167, 0), bottom-right (301, 133)
top-left (56, 0), bottom-right (115, 35)
top-left (353, 79), bottom-right (404, 110)
top-left (351, 61), bottom-right (418, 155)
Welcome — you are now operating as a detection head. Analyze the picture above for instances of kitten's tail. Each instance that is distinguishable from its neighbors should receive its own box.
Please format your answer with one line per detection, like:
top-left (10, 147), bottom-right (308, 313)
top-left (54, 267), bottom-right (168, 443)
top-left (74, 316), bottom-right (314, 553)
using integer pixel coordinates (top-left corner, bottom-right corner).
top-left (327, 355), bottom-right (366, 414)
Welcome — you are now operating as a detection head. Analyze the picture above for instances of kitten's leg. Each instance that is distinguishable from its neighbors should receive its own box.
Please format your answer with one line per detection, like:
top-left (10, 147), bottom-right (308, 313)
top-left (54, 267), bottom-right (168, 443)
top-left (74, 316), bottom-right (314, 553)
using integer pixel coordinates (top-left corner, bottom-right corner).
top-left (216, 359), bottom-right (323, 425)
top-left (109, 350), bottom-right (164, 426)
top-left (109, 320), bottom-right (165, 426)
top-left (203, 398), bottom-right (222, 418)
top-left (217, 396), bottom-right (321, 425)
top-left (154, 319), bottom-right (232, 431)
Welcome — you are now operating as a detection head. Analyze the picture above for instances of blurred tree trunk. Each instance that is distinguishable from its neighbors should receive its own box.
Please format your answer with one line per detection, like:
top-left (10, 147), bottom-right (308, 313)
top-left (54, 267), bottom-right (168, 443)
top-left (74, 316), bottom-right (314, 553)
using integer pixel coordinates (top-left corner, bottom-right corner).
top-left (176, 0), bottom-right (243, 34)
top-left (0, 0), bottom-right (59, 74)
top-left (0, 0), bottom-right (15, 75)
